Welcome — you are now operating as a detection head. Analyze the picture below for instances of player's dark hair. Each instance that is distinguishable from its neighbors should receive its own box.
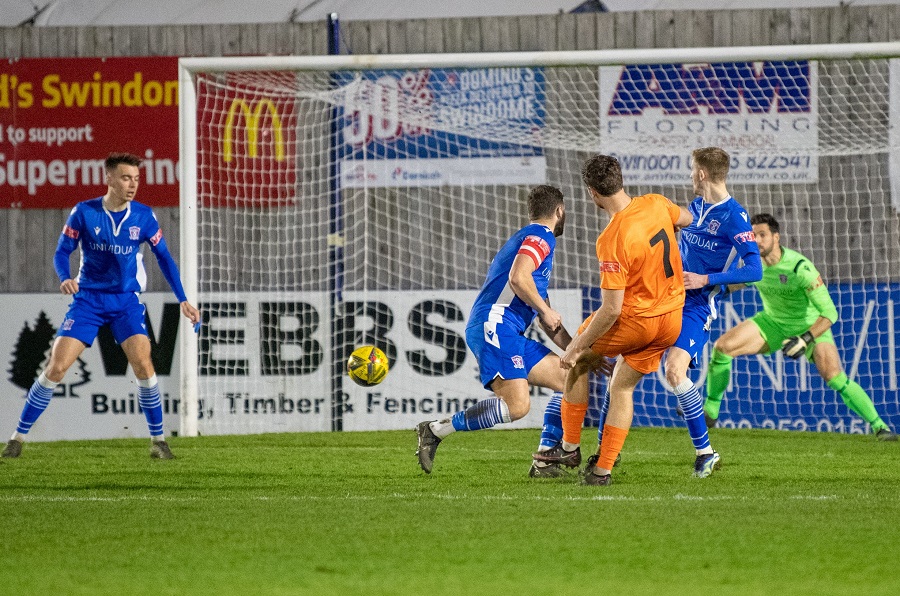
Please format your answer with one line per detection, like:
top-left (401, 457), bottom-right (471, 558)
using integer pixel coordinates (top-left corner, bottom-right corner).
top-left (528, 184), bottom-right (564, 220)
top-left (105, 152), bottom-right (142, 172)
top-left (692, 147), bottom-right (730, 182)
top-left (581, 154), bottom-right (623, 196)
top-left (751, 212), bottom-right (780, 234)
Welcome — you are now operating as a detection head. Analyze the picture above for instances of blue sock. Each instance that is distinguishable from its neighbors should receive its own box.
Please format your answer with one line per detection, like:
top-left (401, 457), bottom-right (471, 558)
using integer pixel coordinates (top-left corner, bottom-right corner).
top-left (16, 373), bottom-right (58, 435)
top-left (596, 388), bottom-right (611, 447)
top-left (674, 380), bottom-right (711, 451)
top-left (451, 398), bottom-right (511, 431)
top-left (538, 392), bottom-right (563, 449)
top-left (137, 375), bottom-right (164, 438)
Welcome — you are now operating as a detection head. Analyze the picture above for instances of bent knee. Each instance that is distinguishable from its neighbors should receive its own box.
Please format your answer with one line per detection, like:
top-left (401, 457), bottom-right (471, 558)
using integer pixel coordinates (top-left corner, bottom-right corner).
top-left (546, 366), bottom-right (568, 393)
top-left (663, 362), bottom-right (685, 388)
top-left (130, 361), bottom-right (156, 379)
top-left (712, 337), bottom-right (737, 356)
top-left (43, 366), bottom-right (68, 383)
top-left (505, 396), bottom-right (531, 420)
top-left (572, 354), bottom-right (599, 377)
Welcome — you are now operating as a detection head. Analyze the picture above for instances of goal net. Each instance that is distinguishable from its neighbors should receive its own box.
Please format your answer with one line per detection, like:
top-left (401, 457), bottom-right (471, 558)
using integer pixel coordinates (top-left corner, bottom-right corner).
top-left (179, 43), bottom-right (900, 437)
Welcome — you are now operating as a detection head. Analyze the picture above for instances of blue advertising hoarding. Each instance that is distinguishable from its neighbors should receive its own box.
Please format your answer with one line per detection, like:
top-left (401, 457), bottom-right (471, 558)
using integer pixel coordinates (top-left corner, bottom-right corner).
top-left (584, 283), bottom-right (899, 435)
top-left (337, 67), bottom-right (547, 188)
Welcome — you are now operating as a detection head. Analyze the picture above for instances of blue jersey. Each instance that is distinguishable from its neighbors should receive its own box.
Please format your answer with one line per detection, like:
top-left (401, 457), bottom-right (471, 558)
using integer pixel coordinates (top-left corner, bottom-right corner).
top-left (678, 196), bottom-right (759, 316)
top-left (56, 197), bottom-right (187, 301)
top-left (468, 223), bottom-right (556, 334)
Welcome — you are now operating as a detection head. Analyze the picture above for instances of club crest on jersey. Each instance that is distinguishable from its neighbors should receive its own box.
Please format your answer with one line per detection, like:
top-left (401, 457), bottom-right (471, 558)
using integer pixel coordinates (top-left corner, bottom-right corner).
top-left (780, 274), bottom-right (788, 284)
top-left (706, 220), bottom-right (721, 234)
top-left (129, 226), bottom-right (140, 240)
top-left (511, 355), bottom-right (525, 369)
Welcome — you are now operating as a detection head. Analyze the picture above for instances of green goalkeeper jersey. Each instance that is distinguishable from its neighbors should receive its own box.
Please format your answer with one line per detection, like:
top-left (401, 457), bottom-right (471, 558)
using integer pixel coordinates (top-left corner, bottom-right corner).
top-left (749, 246), bottom-right (839, 331)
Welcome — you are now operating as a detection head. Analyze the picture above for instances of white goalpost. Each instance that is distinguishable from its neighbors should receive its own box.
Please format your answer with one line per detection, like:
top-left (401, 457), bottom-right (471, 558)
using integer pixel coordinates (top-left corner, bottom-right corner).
top-left (178, 41), bottom-right (900, 438)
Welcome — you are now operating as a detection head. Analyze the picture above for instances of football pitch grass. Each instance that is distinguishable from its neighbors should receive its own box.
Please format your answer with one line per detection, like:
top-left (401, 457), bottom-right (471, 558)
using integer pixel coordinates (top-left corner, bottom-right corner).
top-left (0, 427), bottom-right (898, 595)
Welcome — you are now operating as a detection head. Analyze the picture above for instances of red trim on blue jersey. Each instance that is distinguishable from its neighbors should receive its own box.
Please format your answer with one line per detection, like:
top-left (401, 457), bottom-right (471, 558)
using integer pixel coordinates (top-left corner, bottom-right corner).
top-left (149, 229), bottom-right (163, 246)
top-left (518, 235), bottom-right (550, 269)
top-left (63, 225), bottom-right (79, 240)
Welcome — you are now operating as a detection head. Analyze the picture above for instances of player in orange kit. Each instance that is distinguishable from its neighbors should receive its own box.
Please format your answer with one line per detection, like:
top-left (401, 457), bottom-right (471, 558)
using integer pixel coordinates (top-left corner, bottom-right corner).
top-left (533, 154), bottom-right (692, 485)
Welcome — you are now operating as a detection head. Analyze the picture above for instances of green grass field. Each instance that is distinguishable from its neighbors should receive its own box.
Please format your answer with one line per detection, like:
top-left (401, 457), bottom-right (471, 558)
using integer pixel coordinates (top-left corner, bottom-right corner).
top-left (1, 427), bottom-right (898, 595)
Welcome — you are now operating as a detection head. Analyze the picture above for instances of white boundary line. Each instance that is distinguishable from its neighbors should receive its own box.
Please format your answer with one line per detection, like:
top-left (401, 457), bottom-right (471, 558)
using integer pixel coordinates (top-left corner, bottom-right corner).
top-left (0, 493), bottom-right (841, 504)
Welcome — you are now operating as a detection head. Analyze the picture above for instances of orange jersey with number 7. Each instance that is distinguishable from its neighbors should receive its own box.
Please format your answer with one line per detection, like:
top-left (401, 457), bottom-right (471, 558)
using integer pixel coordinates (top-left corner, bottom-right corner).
top-left (596, 193), bottom-right (685, 318)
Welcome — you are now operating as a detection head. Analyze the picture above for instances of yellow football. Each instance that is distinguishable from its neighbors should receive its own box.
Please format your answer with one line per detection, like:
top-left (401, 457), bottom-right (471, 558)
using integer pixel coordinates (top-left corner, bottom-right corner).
top-left (346, 345), bottom-right (390, 387)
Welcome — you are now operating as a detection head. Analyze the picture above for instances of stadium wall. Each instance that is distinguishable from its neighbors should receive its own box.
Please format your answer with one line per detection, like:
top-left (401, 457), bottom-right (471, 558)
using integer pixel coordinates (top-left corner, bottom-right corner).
top-left (0, 4), bottom-right (898, 294)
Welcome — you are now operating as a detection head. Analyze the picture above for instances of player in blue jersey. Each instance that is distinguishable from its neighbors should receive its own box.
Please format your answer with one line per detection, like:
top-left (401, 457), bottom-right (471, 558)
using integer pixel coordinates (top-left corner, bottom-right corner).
top-left (1, 153), bottom-right (201, 460)
top-left (664, 147), bottom-right (762, 476)
top-left (415, 185), bottom-right (574, 474)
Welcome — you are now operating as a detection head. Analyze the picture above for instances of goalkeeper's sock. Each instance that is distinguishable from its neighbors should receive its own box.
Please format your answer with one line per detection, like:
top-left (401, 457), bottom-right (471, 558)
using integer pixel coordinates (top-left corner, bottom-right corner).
top-left (827, 373), bottom-right (888, 431)
top-left (597, 424), bottom-right (628, 473)
top-left (15, 372), bottom-right (58, 436)
top-left (537, 392), bottom-right (563, 451)
top-left (595, 387), bottom-right (611, 456)
top-left (137, 375), bottom-right (164, 438)
top-left (704, 349), bottom-right (733, 420)
top-left (450, 398), bottom-right (511, 432)
top-left (673, 379), bottom-right (712, 453)
top-left (560, 399), bottom-right (588, 446)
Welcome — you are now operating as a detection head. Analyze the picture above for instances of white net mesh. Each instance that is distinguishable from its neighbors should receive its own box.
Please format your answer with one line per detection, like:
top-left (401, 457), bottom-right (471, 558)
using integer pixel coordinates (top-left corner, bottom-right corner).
top-left (187, 50), bottom-right (900, 436)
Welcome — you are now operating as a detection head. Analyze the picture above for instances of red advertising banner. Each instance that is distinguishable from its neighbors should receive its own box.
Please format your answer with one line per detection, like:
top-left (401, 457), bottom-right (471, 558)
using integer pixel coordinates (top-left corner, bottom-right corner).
top-left (0, 57), bottom-right (179, 209)
top-left (197, 72), bottom-right (298, 207)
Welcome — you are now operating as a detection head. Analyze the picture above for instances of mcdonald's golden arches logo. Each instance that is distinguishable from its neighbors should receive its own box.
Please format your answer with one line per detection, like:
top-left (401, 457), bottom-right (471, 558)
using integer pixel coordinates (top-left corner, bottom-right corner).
top-left (222, 98), bottom-right (286, 163)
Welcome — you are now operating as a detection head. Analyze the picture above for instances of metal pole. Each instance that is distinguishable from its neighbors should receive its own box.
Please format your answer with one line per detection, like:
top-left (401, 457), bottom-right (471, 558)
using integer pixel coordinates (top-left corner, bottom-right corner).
top-left (178, 61), bottom-right (200, 437)
top-left (327, 13), bottom-right (346, 431)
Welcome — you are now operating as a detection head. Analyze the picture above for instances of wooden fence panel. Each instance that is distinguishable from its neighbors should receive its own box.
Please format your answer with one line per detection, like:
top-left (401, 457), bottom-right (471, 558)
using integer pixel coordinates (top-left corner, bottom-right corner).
top-left (613, 11), bottom-right (636, 48)
top-left (516, 15), bottom-right (540, 52)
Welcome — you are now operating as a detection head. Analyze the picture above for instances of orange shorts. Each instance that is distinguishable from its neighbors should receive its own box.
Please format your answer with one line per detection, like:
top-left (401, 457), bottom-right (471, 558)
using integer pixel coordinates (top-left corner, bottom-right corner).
top-left (578, 308), bottom-right (682, 374)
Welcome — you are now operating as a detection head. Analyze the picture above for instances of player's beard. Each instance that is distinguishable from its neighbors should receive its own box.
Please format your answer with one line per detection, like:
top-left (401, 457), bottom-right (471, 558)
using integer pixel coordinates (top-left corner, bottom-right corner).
top-left (553, 211), bottom-right (566, 237)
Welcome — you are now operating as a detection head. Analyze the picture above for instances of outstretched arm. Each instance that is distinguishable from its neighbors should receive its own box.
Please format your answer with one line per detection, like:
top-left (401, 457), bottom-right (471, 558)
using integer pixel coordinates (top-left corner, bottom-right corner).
top-left (684, 251), bottom-right (763, 290)
top-left (539, 297), bottom-right (572, 350)
top-left (708, 251), bottom-right (762, 286)
top-left (782, 278), bottom-right (838, 358)
top-left (150, 237), bottom-right (200, 325)
top-left (55, 216), bottom-right (81, 294)
top-left (782, 316), bottom-right (833, 358)
top-left (674, 206), bottom-right (693, 230)
top-left (509, 253), bottom-right (563, 334)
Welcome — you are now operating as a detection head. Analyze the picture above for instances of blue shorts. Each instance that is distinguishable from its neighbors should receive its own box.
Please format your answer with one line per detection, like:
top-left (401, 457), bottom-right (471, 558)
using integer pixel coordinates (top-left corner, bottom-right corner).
top-left (671, 299), bottom-right (712, 368)
top-left (58, 290), bottom-right (148, 346)
top-left (465, 320), bottom-right (552, 390)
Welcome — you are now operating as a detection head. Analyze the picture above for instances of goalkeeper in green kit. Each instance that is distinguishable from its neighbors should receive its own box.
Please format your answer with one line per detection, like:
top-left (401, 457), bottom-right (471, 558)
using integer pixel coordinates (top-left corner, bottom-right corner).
top-left (704, 213), bottom-right (897, 441)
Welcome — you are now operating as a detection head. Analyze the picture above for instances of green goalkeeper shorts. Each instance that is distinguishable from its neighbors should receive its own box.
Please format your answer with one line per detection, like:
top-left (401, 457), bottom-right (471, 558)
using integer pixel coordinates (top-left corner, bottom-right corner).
top-left (750, 311), bottom-right (834, 362)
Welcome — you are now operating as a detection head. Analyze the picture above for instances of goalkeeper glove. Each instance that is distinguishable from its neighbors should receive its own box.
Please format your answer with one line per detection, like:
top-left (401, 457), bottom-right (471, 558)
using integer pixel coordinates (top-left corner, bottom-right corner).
top-left (782, 331), bottom-right (814, 359)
